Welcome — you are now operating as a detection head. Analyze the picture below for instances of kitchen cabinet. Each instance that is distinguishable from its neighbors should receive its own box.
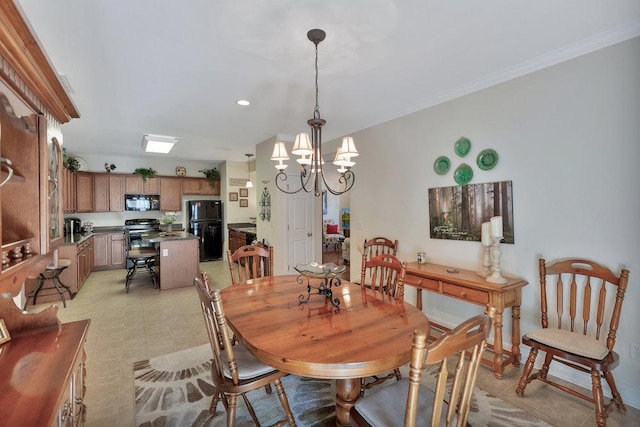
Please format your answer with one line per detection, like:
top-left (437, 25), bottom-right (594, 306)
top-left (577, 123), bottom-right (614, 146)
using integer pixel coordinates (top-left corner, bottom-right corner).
top-left (93, 230), bottom-right (125, 270)
top-left (94, 174), bottom-right (125, 212)
top-left (57, 236), bottom-right (94, 296)
top-left (125, 175), bottom-right (159, 195)
top-left (0, 294), bottom-right (89, 427)
top-left (62, 167), bottom-right (77, 213)
top-left (182, 177), bottom-right (220, 195)
top-left (75, 172), bottom-right (94, 213)
top-left (160, 177), bottom-right (182, 211)
top-left (228, 229), bottom-right (247, 255)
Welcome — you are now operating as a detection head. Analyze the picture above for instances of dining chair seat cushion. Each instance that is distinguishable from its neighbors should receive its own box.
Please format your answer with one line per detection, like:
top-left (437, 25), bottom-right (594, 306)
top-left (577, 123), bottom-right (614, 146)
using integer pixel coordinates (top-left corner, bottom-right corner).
top-left (526, 328), bottom-right (609, 360)
top-left (354, 378), bottom-right (452, 426)
top-left (221, 343), bottom-right (277, 380)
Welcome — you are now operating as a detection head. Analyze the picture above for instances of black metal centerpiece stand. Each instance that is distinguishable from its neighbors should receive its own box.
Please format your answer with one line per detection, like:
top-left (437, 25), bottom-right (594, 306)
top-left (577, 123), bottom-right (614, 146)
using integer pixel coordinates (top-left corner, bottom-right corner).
top-left (295, 262), bottom-right (346, 307)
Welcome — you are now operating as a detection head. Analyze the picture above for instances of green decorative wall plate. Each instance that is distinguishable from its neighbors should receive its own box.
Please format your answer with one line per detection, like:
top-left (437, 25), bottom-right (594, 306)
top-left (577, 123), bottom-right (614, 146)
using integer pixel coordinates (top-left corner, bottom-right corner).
top-left (434, 156), bottom-right (451, 175)
top-left (454, 137), bottom-right (471, 157)
top-left (477, 148), bottom-right (499, 170)
top-left (454, 163), bottom-right (473, 186)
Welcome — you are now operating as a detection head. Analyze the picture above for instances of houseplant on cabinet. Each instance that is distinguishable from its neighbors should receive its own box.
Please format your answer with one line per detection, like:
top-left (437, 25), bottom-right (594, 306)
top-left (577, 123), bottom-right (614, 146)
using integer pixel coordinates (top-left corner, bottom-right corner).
top-left (133, 167), bottom-right (157, 182)
top-left (199, 168), bottom-right (221, 191)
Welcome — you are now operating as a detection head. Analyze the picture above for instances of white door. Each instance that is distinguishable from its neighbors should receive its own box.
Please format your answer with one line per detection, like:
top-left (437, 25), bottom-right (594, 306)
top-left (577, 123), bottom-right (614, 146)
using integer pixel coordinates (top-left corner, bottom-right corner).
top-left (287, 190), bottom-right (315, 272)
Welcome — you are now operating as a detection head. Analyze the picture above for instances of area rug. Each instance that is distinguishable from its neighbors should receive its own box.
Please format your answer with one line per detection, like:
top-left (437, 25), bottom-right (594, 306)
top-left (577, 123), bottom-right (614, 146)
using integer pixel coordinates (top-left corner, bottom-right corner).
top-left (134, 344), bottom-right (550, 427)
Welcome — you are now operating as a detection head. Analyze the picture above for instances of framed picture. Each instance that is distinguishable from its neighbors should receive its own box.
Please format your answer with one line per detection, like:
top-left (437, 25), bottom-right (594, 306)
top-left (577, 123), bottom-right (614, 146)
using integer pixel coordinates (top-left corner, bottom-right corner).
top-left (0, 319), bottom-right (10, 345)
top-left (229, 192), bottom-right (239, 202)
top-left (239, 188), bottom-right (249, 197)
top-left (239, 199), bottom-right (248, 207)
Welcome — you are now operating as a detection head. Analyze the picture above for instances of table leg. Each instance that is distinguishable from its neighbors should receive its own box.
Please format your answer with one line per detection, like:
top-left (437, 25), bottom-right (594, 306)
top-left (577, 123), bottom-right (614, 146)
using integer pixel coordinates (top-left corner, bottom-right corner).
top-left (336, 377), bottom-right (361, 426)
top-left (512, 304), bottom-right (522, 366)
top-left (492, 309), bottom-right (504, 379)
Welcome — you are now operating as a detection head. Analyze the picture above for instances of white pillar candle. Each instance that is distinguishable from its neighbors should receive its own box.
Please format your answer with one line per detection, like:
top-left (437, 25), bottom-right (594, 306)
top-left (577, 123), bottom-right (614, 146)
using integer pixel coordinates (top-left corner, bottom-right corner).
top-left (490, 216), bottom-right (503, 238)
top-left (481, 222), bottom-right (492, 246)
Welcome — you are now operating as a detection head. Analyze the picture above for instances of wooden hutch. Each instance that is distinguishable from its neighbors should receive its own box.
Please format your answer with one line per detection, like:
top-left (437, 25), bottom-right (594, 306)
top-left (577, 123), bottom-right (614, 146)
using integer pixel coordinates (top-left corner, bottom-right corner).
top-left (0, 2), bottom-right (88, 426)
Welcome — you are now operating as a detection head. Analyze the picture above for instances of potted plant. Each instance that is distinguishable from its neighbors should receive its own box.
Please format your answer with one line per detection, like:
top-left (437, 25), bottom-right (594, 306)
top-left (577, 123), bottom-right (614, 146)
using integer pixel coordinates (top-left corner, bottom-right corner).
top-left (199, 168), bottom-right (221, 190)
top-left (63, 148), bottom-right (81, 172)
top-left (159, 212), bottom-right (178, 232)
top-left (133, 167), bottom-right (157, 182)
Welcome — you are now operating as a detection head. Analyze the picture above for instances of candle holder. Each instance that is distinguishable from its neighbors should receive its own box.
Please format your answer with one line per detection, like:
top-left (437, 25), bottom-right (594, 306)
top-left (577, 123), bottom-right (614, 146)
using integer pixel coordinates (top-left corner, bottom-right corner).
top-left (477, 245), bottom-right (492, 277)
top-left (486, 237), bottom-right (508, 284)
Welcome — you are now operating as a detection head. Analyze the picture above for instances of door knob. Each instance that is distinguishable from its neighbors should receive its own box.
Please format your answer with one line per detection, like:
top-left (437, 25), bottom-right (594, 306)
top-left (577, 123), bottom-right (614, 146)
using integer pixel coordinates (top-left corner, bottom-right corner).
top-left (307, 233), bottom-right (312, 237)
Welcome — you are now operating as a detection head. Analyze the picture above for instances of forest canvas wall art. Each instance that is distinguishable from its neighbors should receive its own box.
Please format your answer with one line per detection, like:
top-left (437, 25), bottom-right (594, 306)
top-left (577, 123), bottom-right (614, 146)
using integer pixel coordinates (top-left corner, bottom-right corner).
top-left (428, 180), bottom-right (514, 244)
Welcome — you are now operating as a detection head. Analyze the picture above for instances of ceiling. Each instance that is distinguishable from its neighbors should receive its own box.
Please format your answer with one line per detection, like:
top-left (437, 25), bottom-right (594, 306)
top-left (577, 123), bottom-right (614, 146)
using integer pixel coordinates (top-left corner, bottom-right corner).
top-left (14, 0), bottom-right (640, 164)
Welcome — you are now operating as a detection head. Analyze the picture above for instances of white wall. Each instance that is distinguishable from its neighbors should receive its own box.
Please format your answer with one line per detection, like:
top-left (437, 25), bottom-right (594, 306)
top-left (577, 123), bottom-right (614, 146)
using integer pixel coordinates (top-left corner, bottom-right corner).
top-left (343, 38), bottom-right (640, 407)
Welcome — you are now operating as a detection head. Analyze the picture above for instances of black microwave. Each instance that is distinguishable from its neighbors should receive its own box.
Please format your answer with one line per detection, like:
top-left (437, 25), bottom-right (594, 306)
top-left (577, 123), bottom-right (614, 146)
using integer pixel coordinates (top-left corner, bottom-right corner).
top-left (125, 194), bottom-right (160, 211)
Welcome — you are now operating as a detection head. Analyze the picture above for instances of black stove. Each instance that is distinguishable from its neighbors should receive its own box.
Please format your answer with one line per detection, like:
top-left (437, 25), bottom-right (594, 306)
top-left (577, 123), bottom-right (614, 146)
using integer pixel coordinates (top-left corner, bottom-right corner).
top-left (125, 218), bottom-right (160, 246)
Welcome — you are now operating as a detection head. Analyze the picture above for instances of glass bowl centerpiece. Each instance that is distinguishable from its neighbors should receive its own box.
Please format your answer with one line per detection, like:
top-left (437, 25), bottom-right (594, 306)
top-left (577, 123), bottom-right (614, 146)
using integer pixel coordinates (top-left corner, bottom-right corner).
top-left (295, 262), bottom-right (346, 307)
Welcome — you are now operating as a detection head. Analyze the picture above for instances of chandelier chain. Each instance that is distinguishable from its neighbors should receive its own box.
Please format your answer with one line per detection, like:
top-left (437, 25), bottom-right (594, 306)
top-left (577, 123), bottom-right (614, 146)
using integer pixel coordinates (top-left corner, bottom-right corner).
top-left (314, 42), bottom-right (320, 120)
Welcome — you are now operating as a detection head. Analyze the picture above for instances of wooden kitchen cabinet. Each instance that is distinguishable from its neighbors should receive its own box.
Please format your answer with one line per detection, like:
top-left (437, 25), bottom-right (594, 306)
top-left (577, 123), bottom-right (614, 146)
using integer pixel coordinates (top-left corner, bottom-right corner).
top-left (160, 177), bottom-right (182, 211)
top-left (62, 168), bottom-right (77, 213)
top-left (75, 172), bottom-right (94, 213)
top-left (57, 236), bottom-right (94, 295)
top-left (94, 174), bottom-right (125, 212)
top-left (125, 175), bottom-right (159, 195)
top-left (228, 229), bottom-right (247, 255)
top-left (182, 177), bottom-right (220, 195)
top-left (93, 230), bottom-right (125, 270)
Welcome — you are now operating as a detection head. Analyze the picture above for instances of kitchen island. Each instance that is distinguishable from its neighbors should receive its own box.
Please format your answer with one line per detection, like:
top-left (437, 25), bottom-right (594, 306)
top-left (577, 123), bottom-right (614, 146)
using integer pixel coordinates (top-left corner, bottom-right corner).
top-left (141, 232), bottom-right (199, 290)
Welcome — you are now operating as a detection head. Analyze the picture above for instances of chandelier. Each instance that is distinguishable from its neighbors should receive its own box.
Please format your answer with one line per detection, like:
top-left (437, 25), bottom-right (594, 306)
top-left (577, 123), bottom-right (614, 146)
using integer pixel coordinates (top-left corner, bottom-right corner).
top-left (271, 29), bottom-right (358, 196)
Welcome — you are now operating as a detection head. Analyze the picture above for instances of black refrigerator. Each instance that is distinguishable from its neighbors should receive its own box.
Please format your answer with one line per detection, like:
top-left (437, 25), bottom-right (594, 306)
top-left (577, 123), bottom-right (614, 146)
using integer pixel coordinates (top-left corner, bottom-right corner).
top-left (188, 200), bottom-right (223, 261)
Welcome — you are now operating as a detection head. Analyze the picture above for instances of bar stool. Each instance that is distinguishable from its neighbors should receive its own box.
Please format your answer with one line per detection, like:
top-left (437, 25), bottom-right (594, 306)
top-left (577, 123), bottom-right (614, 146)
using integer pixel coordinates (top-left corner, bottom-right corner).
top-left (24, 259), bottom-right (74, 309)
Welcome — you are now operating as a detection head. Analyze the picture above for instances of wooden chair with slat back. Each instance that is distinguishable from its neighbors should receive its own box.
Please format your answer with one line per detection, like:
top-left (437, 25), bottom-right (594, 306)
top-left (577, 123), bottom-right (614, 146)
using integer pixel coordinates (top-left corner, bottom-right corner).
top-left (351, 313), bottom-right (492, 427)
top-left (360, 237), bottom-right (398, 287)
top-left (359, 254), bottom-right (407, 395)
top-left (226, 245), bottom-right (273, 285)
top-left (516, 258), bottom-right (630, 427)
top-left (193, 278), bottom-right (296, 426)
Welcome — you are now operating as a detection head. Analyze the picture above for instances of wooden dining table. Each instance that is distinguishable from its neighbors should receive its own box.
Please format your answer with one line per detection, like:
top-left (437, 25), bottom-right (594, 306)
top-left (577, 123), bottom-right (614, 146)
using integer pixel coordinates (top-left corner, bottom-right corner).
top-left (219, 274), bottom-right (429, 426)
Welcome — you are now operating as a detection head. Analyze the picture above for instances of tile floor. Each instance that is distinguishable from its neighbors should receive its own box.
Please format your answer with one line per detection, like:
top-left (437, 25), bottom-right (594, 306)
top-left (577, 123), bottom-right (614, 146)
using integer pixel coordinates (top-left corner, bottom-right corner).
top-left (28, 260), bottom-right (639, 427)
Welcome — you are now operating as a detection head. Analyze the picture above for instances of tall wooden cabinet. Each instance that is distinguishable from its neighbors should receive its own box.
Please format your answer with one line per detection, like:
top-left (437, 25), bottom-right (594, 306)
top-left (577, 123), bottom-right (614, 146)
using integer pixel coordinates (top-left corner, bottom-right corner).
top-left (62, 168), bottom-right (77, 213)
top-left (75, 172), bottom-right (94, 213)
top-left (160, 177), bottom-right (182, 211)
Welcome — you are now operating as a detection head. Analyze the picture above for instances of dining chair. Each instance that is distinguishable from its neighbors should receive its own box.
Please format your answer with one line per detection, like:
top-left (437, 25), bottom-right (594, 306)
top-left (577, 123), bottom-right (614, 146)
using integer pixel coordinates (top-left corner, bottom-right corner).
top-left (359, 253), bottom-right (407, 395)
top-left (124, 229), bottom-right (158, 293)
top-left (226, 245), bottom-right (273, 285)
top-left (351, 313), bottom-right (492, 427)
top-left (193, 278), bottom-right (297, 427)
top-left (359, 237), bottom-right (398, 287)
top-left (516, 258), bottom-right (630, 427)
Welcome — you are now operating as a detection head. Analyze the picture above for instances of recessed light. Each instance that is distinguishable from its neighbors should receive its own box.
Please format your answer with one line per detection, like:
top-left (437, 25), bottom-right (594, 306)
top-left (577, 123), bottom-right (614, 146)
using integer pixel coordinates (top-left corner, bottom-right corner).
top-left (236, 99), bottom-right (251, 106)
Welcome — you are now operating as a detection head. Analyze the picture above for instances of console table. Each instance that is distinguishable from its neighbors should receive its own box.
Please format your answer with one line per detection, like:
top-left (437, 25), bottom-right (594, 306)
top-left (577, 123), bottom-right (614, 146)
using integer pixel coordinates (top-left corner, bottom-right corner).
top-left (404, 261), bottom-right (528, 379)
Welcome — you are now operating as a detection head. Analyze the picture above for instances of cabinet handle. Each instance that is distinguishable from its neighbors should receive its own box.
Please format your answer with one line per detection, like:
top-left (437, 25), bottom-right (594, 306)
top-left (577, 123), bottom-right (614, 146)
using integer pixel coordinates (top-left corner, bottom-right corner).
top-left (307, 232), bottom-right (312, 237)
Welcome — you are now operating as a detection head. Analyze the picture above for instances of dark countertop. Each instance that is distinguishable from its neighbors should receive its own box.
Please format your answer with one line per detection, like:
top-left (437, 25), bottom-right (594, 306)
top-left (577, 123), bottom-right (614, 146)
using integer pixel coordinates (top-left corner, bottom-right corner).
top-left (228, 222), bottom-right (257, 235)
top-left (63, 233), bottom-right (94, 245)
top-left (140, 231), bottom-right (198, 243)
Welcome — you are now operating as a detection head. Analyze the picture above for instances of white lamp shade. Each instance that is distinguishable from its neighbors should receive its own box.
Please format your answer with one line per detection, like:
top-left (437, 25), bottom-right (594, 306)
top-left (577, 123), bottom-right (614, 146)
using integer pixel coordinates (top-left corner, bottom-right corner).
top-left (292, 133), bottom-right (313, 156)
top-left (297, 154), bottom-right (311, 165)
top-left (271, 141), bottom-right (290, 160)
top-left (340, 136), bottom-right (358, 158)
